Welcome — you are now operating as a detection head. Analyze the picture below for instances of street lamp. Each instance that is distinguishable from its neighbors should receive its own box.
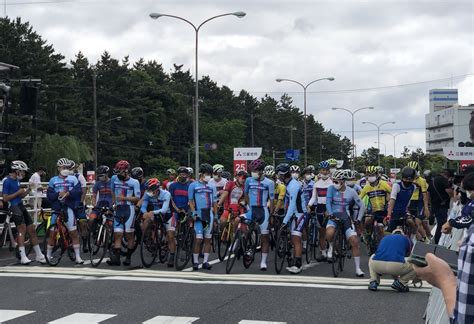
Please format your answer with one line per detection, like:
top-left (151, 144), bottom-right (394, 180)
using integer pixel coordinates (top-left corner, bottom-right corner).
top-left (150, 12), bottom-right (246, 178)
top-left (332, 106), bottom-right (374, 170)
top-left (276, 77), bottom-right (335, 165)
top-left (381, 131), bottom-right (407, 168)
top-left (362, 121), bottom-right (396, 166)
top-left (94, 116), bottom-right (122, 170)
top-left (375, 141), bottom-right (387, 171)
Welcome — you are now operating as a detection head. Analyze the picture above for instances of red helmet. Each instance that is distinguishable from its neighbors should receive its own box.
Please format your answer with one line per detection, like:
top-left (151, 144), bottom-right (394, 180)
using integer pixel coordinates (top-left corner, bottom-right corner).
top-left (249, 159), bottom-right (266, 172)
top-left (114, 160), bottom-right (130, 172)
top-left (146, 178), bottom-right (160, 191)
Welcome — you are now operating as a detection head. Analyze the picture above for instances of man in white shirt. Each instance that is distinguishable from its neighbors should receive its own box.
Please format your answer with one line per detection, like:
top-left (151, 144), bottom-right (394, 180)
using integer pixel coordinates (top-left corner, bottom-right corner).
top-left (28, 166), bottom-right (46, 210)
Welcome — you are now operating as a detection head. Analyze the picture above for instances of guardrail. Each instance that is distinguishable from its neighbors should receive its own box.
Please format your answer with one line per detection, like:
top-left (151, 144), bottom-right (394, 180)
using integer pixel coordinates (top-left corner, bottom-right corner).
top-left (424, 226), bottom-right (464, 323)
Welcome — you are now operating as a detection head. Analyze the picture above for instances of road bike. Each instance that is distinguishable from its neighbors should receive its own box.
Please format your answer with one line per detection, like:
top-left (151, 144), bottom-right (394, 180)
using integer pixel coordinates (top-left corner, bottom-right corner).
top-left (226, 215), bottom-right (261, 274)
top-left (274, 217), bottom-right (295, 274)
top-left (43, 206), bottom-right (76, 266)
top-left (88, 207), bottom-right (114, 267)
top-left (331, 217), bottom-right (350, 277)
top-left (175, 212), bottom-right (195, 271)
top-left (140, 212), bottom-right (169, 268)
top-left (306, 212), bottom-right (319, 264)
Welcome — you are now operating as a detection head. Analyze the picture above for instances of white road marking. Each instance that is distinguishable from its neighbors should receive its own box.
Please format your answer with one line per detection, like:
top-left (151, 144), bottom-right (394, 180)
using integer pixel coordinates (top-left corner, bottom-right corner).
top-left (239, 321), bottom-right (286, 324)
top-left (0, 310), bottom-right (35, 322)
top-left (182, 257), bottom-right (223, 272)
top-left (82, 258), bottom-right (110, 266)
top-left (48, 312), bottom-right (116, 323)
top-left (143, 316), bottom-right (199, 324)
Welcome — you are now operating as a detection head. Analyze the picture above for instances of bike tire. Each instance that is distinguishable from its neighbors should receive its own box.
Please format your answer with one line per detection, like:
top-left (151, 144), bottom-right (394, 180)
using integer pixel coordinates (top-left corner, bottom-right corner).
top-left (44, 224), bottom-right (64, 266)
top-left (332, 230), bottom-right (341, 277)
top-left (243, 226), bottom-right (258, 269)
top-left (89, 224), bottom-right (109, 267)
top-left (339, 236), bottom-right (346, 272)
top-left (140, 224), bottom-right (159, 268)
top-left (226, 230), bottom-right (241, 274)
top-left (217, 223), bottom-right (231, 262)
top-left (158, 225), bottom-right (168, 264)
top-left (274, 228), bottom-right (288, 274)
top-left (175, 226), bottom-right (194, 271)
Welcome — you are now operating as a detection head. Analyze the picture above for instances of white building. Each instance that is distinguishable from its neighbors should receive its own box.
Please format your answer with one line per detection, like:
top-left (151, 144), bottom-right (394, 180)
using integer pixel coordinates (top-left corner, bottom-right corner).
top-left (425, 89), bottom-right (474, 154)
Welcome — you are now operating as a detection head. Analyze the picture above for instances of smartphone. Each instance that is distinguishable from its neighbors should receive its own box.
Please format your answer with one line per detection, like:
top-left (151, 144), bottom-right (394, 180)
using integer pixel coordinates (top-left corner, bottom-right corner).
top-left (408, 242), bottom-right (458, 273)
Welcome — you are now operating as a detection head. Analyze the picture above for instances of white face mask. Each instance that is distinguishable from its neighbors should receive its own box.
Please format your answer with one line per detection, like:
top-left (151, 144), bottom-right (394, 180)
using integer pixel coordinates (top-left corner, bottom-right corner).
top-left (251, 172), bottom-right (259, 180)
top-left (146, 191), bottom-right (155, 197)
top-left (466, 190), bottom-right (472, 198)
top-left (334, 183), bottom-right (342, 190)
top-left (320, 174), bottom-right (329, 180)
top-left (60, 170), bottom-right (69, 177)
top-left (291, 173), bottom-right (299, 179)
top-left (213, 175), bottom-right (220, 181)
top-left (346, 181), bottom-right (354, 187)
top-left (368, 176), bottom-right (377, 183)
top-left (305, 174), bottom-right (312, 181)
top-left (203, 175), bottom-right (211, 182)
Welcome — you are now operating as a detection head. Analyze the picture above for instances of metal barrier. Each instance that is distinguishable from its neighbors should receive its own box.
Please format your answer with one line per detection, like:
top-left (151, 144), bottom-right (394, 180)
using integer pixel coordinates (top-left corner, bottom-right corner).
top-left (424, 226), bottom-right (465, 323)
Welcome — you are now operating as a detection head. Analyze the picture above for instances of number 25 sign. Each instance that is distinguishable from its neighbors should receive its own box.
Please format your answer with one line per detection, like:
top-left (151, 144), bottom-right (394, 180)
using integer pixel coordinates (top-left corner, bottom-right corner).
top-left (233, 160), bottom-right (247, 175)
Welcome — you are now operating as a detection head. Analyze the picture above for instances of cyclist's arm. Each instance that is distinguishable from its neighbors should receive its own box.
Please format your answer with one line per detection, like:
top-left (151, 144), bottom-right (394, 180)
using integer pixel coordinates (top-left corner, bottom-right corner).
top-left (352, 191), bottom-right (366, 221)
top-left (283, 183), bottom-right (297, 224)
top-left (268, 180), bottom-right (275, 214)
top-left (187, 183), bottom-right (196, 215)
top-left (325, 186), bottom-right (334, 216)
top-left (218, 190), bottom-right (229, 207)
top-left (46, 182), bottom-right (59, 202)
top-left (3, 182), bottom-right (26, 202)
top-left (308, 186), bottom-right (317, 207)
top-left (212, 185), bottom-right (218, 215)
top-left (140, 195), bottom-right (149, 214)
top-left (156, 192), bottom-right (171, 215)
top-left (358, 185), bottom-right (367, 200)
top-left (92, 183), bottom-right (98, 207)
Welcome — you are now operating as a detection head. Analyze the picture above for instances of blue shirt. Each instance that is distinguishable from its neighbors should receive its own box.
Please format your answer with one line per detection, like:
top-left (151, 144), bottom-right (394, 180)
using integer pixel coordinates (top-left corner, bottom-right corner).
top-left (140, 189), bottom-right (171, 215)
top-left (169, 181), bottom-right (190, 210)
top-left (244, 177), bottom-right (274, 207)
top-left (47, 175), bottom-right (82, 210)
top-left (110, 175), bottom-right (141, 206)
top-left (372, 234), bottom-right (412, 263)
top-left (188, 180), bottom-right (217, 210)
top-left (92, 180), bottom-right (113, 207)
top-left (302, 179), bottom-right (314, 206)
top-left (390, 181), bottom-right (416, 215)
top-left (2, 176), bottom-right (22, 206)
top-left (283, 178), bottom-right (307, 224)
top-left (326, 185), bottom-right (365, 221)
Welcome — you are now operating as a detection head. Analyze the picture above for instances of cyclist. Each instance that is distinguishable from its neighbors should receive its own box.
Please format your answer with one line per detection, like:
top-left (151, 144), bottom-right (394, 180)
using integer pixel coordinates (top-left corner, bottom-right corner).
top-left (277, 163), bottom-right (308, 274)
top-left (308, 160), bottom-right (333, 261)
top-left (131, 167), bottom-right (147, 197)
top-left (346, 170), bottom-right (362, 193)
top-left (108, 160), bottom-right (141, 266)
top-left (301, 166), bottom-right (315, 252)
top-left (306, 165), bottom-right (316, 180)
top-left (168, 166), bottom-right (191, 267)
top-left (187, 167), bottom-right (194, 182)
top-left (89, 165), bottom-right (112, 224)
top-left (3, 160), bottom-right (46, 264)
top-left (244, 159), bottom-right (274, 271)
top-left (46, 158), bottom-right (84, 264)
top-left (326, 169), bottom-right (366, 277)
top-left (188, 163), bottom-right (218, 270)
top-left (218, 170), bottom-right (247, 233)
top-left (290, 165), bottom-right (301, 180)
top-left (385, 167), bottom-right (418, 234)
top-left (327, 158), bottom-right (338, 176)
top-left (265, 166), bottom-right (285, 214)
top-left (407, 161), bottom-right (431, 242)
top-left (359, 166), bottom-right (392, 243)
top-left (162, 169), bottom-right (176, 190)
top-left (222, 171), bottom-right (232, 181)
top-left (69, 160), bottom-right (89, 253)
top-left (209, 164), bottom-right (227, 198)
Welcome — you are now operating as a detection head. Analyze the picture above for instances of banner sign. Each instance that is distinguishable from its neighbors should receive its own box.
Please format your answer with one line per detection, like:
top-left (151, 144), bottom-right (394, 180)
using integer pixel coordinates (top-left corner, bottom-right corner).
top-left (233, 160), bottom-right (247, 175)
top-left (443, 147), bottom-right (474, 160)
top-left (285, 149), bottom-right (300, 161)
top-left (390, 168), bottom-right (401, 174)
top-left (233, 147), bottom-right (262, 161)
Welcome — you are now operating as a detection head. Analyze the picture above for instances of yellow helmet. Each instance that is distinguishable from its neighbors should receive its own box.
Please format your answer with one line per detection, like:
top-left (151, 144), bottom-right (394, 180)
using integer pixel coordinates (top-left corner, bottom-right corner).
top-left (366, 165), bottom-right (378, 175)
top-left (407, 161), bottom-right (419, 171)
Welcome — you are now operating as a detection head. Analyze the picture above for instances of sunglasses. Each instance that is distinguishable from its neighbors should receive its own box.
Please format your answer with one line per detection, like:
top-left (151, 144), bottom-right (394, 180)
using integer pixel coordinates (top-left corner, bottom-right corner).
top-left (333, 180), bottom-right (343, 185)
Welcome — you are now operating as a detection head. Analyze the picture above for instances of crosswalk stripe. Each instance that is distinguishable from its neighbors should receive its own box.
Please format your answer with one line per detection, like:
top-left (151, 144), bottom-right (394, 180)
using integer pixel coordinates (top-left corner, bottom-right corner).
top-left (48, 313), bottom-right (116, 323)
top-left (0, 310), bottom-right (35, 322)
top-left (143, 316), bottom-right (199, 324)
top-left (239, 321), bottom-right (287, 324)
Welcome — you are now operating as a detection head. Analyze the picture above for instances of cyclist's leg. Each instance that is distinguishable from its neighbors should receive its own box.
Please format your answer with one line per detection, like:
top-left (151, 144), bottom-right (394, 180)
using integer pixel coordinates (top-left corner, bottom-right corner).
top-left (23, 206), bottom-right (45, 261)
top-left (124, 205), bottom-right (136, 251)
top-left (10, 205), bottom-right (29, 263)
top-left (373, 212), bottom-right (386, 239)
top-left (291, 213), bottom-right (308, 271)
top-left (202, 212), bottom-right (213, 269)
top-left (344, 219), bottom-right (364, 276)
top-left (66, 207), bottom-right (83, 263)
top-left (166, 212), bottom-right (177, 267)
top-left (325, 219), bottom-right (337, 260)
top-left (192, 213), bottom-right (203, 267)
top-left (220, 209), bottom-right (230, 233)
top-left (259, 207), bottom-right (270, 270)
top-left (316, 204), bottom-right (328, 258)
top-left (46, 211), bottom-right (59, 258)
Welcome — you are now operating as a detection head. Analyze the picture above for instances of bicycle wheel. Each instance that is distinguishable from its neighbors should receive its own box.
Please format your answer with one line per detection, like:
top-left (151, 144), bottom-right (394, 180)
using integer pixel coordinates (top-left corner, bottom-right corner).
top-left (140, 223), bottom-right (159, 268)
top-left (243, 226), bottom-right (258, 269)
top-left (89, 224), bottom-right (109, 267)
top-left (212, 221), bottom-right (220, 253)
top-left (274, 228), bottom-right (288, 274)
top-left (332, 230), bottom-right (341, 277)
top-left (44, 224), bottom-right (65, 266)
top-left (226, 230), bottom-right (242, 274)
top-left (175, 226), bottom-right (194, 271)
top-left (339, 235), bottom-right (346, 272)
top-left (218, 222), bottom-right (232, 262)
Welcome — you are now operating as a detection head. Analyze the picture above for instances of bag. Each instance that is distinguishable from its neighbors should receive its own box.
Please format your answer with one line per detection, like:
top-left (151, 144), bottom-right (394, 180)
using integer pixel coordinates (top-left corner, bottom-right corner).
top-left (252, 206), bottom-right (265, 225)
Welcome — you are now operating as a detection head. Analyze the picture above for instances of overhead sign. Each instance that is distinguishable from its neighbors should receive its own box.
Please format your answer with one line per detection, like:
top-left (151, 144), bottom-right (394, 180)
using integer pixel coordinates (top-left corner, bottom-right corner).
top-left (285, 149), bottom-right (300, 161)
top-left (233, 147), bottom-right (262, 161)
top-left (390, 168), bottom-right (401, 174)
top-left (86, 171), bottom-right (95, 183)
top-left (443, 147), bottom-right (474, 160)
top-left (336, 160), bottom-right (344, 168)
top-left (233, 160), bottom-right (247, 175)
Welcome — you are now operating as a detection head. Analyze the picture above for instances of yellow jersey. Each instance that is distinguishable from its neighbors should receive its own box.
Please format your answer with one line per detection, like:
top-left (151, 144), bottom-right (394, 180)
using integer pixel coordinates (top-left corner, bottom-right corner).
top-left (411, 176), bottom-right (428, 201)
top-left (359, 180), bottom-right (391, 213)
top-left (274, 182), bottom-right (286, 202)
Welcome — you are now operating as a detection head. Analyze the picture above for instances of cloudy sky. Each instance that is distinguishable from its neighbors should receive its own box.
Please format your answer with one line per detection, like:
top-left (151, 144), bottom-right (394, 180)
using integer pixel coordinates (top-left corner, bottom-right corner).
top-left (6, 0), bottom-right (474, 158)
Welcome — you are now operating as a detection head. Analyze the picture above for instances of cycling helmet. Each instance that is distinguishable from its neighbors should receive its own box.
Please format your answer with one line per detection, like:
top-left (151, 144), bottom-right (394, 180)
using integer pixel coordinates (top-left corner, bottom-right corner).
top-left (248, 159), bottom-right (266, 172)
top-left (327, 158), bottom-right (337, 167)
top-left (353, 170), bottom-right (360, 178)
top-left (187, 167), bottom-right (193, 175)
top-left (236, 170), bottom-right (248, 178)
top-left (11, 160), bottom-right (28, 171)
top-left (166, 168), bottom-right (176, 175)
top-left (401, 167), bottom-right (416, 181)
top-left (265, 169), bottom-right (275, 177)
top-left (423, 169), bottom-right (431, 178)
top-left (290, 165), bottom-right (301, 173)
top-left (199, 163), bottom-right (213, 174)
top-left (264, 165), bottom-right (274, 173)
top-left (114, 160), bottom-right (130, 172)
top-left (332, 169), bottom-right (346, 181)
top-left (68, 160), bottom-right (76, 169)
top-left (213, 164), bottom-right (224, 174)
top-left (407, 161), bottom-right (419, 171)
top-left (57, 158), bottom-right (70, 167)
top-left (366, 165), bottom-right (378, 175)
top-left (380, 174), bottom-right (389, 182)
top-left (131, 167), bottom-right (144, 179)
top-left (177, 166), bottom-right (190, 175)
top-left (96, 165), bottom-right (110, 176)
top-left (344, 169), bottom-right (355, 180)
top-left (276, 163), bottom-right (290, 175)
top-left (376, 166), bottom-right (384, 174)
top-left (146, 178), bottom-right (160, 191)
top-left (306, 165), bottom-right (316, 174)
top-left (222, 171), bottom-right (231, 180)
top-left (319, 160), bottom-right (330, 169)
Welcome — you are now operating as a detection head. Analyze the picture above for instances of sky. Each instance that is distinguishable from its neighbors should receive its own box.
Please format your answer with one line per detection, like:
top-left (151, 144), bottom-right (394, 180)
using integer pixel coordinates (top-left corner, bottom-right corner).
top-left (5, 0), bottom-right (474, 158)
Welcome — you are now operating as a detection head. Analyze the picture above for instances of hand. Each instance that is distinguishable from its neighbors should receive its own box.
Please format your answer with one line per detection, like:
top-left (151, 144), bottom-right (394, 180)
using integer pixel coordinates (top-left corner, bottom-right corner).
top-left (116, 195), bottom-right (127, 202)
top-left (413, 253), bottom-right (456, 290)
top-left (59, 191), bottom-right (69, 199)
top-left (441, 222), bottom-right (453, 234)
top-left (383, 216), bottom-right (391, 225)
top-left (424, 208), bottom-right (431, 219)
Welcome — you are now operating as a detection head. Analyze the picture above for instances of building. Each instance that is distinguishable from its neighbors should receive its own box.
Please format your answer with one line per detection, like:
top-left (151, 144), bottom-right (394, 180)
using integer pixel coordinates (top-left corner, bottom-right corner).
top-left (425, 89), bottom-right (474, 154)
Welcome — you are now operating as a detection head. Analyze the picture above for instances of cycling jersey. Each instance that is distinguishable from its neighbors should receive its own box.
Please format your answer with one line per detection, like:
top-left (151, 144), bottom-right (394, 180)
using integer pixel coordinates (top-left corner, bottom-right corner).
top-left (92, 180), bottom-right (112, 208)
top-left (110, 175), bottom-right (141, 206)
top-left (359, 180), bottom-right (391, 213)
top-left (326, 185), bottom-right (365, 221)
top-left (140, 190), bottom-right (171, 215)
top-left (208, 178), bottom-right (228, 196)
top-left (169, 181), bottom-right (190, 210)
top-left (244, 177), bottom-right (275, 207)
top-left (47, 175), bottom-right (82, 211)
top-left (410, 176), bottom-right (428, 201)
top-left (309, 178), bottom-right (333, 206)
top-left (302, 179), bottom-right (314, 206)
top-left (2, 176), bottom-right (22, 206)
top-left (390, 181), bottom-right (416, 216)
top-left (139, 180), bottom-right (148, 198)
top-left (74, 172), bottom-right (87, 188)
top-left (274, 182), bottom-right (286, 203)
top-left (188, 180), bottom-right (217, 239)
top-left (282, 179), bottom-right (308, 236)
top-left (222, 180), bottom-right (244, 209)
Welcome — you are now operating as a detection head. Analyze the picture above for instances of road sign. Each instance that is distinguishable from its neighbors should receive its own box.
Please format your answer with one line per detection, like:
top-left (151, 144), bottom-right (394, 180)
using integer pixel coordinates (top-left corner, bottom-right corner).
top-left (233, 147), bottom-right (262, 160)
top-left (204, 143), bottom-right (217, 151)
top-left (443, 147), bottom-right (474, 160)
top-left (390, 168), bottom-right (401, 174)
top-left (285, 149), bottom-right (300, 161)
top-left (233, 160), bottom-right (247, 175)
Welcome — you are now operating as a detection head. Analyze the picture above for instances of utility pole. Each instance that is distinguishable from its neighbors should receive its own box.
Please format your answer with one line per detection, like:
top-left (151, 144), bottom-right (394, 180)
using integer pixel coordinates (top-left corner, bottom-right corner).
top-left (250, 111), bottom-right (254, 147)
top-left (92, 72), bottom-right (98, 172)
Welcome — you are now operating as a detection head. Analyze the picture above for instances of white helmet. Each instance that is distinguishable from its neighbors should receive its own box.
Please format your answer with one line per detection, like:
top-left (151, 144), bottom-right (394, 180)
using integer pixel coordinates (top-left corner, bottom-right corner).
top-left (57, 158), bottom-right (70, 167)
top-left (213, 164), bottom-right (224, 174)
top-left (187, 167), bottom-right (193, 175)
top-left (264, 165), bottom-right (275, 177)
top-left (68, 160), bottom-right (76, 169)
top-left (332, 169), bottom-right (346, 181)
top-left (11, 160), bottom-right (28, 171)
top-left (290, 165), bottom-right (301, 173)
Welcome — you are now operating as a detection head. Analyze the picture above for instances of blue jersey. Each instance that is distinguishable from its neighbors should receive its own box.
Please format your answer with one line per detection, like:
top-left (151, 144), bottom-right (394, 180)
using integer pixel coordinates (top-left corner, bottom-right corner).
top-left (326, 185), bottom-right (365, 220)
top-left (188, 180), bottom-right (217, 210)
top-left (2, 176), bottom-right (22, 206)
top-left (140, 180), bottom-right (148, 198)
top-left (140, 189), bottom-right (170, 215)
top-left (244, 177), bottom-right (274, 207)
top-left (47, 175), bottom-right (82, 210)
top-left (169, 181), bottom-right (190, 210)
top-left (92, 180), bottom-right (113, 207)
top-left (390, 182), bottom-right (416, 215)
top-left (373, 234), bottom-right (412, 263)
top-left (283, 178), bottom-right (307, 224)
top-left (110, 175), bottom-right (141, 206)
top-left (302, 179), bottom-right (314, 206)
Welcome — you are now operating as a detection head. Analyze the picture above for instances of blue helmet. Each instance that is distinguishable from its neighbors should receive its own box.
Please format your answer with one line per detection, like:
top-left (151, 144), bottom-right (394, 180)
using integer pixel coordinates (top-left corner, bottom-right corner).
top-left (319, 161), bottom-right (330, 169)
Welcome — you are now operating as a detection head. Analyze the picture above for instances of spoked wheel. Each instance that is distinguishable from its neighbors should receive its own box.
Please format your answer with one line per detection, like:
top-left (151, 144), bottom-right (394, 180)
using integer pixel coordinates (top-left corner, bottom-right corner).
top-left (332, 231), bottom-right (342, 277)
top-left (218, 223), bottom-right (232, 262)
top-left (243, 226), bottom-right (258, 269)
top-left (44, 225), bottom-right (64, 266)
top-left (226, 230), bottom-right (242, 274)
top-left (339, 238), bottom-right (346, 272)
top-left (89, 223), bottom-right (109, 267)
top-left (274, 228), bottom-right (288, 274)
top-left (212, 221), bottom-right (220, 254)
top-left (175, 227), bottom-right (194, 271)
top-left (158, 226), bottom-right (168, 264)
top-left (140, 224), bottom-right (159, 268)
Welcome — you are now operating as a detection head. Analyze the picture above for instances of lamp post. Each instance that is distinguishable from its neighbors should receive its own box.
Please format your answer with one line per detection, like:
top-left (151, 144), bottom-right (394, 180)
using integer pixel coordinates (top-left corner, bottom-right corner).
top-left (375, 141), bottom-right (387, 171)
top-left (332, 106), bottom-right (374, 170)
top-left (150, 12), bottom-right (246, 178)
top-left (95, 116), bottom-right (122, 170)
top-left (276, 77), bottom-right (335, 165)
top-left (381, 131), bottom-right (407, 168)
top-left (362, 121), bottom-right (396, 166)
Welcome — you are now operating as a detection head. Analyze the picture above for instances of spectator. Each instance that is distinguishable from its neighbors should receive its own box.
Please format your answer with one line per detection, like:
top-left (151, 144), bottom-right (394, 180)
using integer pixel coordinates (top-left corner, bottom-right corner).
top-left (368, 228), bottom-right (417, 292)
top-left (28, 166), bottom-right (46, 210)
top-left (427, 169), bottom-right (453, 244)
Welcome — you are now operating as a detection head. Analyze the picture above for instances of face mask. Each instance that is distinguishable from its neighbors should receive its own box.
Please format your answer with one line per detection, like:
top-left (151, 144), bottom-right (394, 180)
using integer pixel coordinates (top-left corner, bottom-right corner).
top-left (346, 181), bottom-right (354, 187)
top-left (305, 174), bottom-right (312, 181)
top-left (203, 175), bottom-right (211, 182)
top-left (368, 176), bottom-right (377, 183)
top-left (402, 181), bottom-right (412, 187)
top-left (145, 191), bottom-right (155, 197)
top-left (334, 183), bottom-right (342, 190)
top-left (251, 172), bottom-right (259, 180)
top-left (60, 170), bottom-right (69, 177)
top-left (98, 175), bottom-right (106, 181)
top-left (213, 175), bottom-right (220, 181)
top-left (117, 174), bottom-right (126, 181)
top-left (466, 190), bottom-right (472, 198)
top-left (291, 173), bottom-right (299, 179)
top-left (320, 174), bottom-right (329, 180)
top-left (178, 176), bottom-right (187, 183)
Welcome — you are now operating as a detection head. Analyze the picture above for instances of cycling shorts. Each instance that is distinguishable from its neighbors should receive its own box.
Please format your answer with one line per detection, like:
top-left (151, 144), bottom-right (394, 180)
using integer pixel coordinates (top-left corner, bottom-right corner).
top-left (326, 213), bottom-right (356, 239)
top-left (114, 204), bottom-right (136, 233)
top-left (243, 206), bottom-right (269, 235)
top-left (290, 213), bottom-right (309, 237)
top-left (366, 210), bottom-right (387, 224)
top-left (316, 204), bottom-right (328, 227)
top-left (51, 207), bottom-right (77, 231)
top-left (409, 200), bottom-right (424, 220)
top-left (9, 204), bottom-right (33, 227)
top-left (387, 213), bottom-right (413, 233)
top-left (164, 213), bottom-right (176, 232)
top-left (194, 208), bottom-right (213, 239)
